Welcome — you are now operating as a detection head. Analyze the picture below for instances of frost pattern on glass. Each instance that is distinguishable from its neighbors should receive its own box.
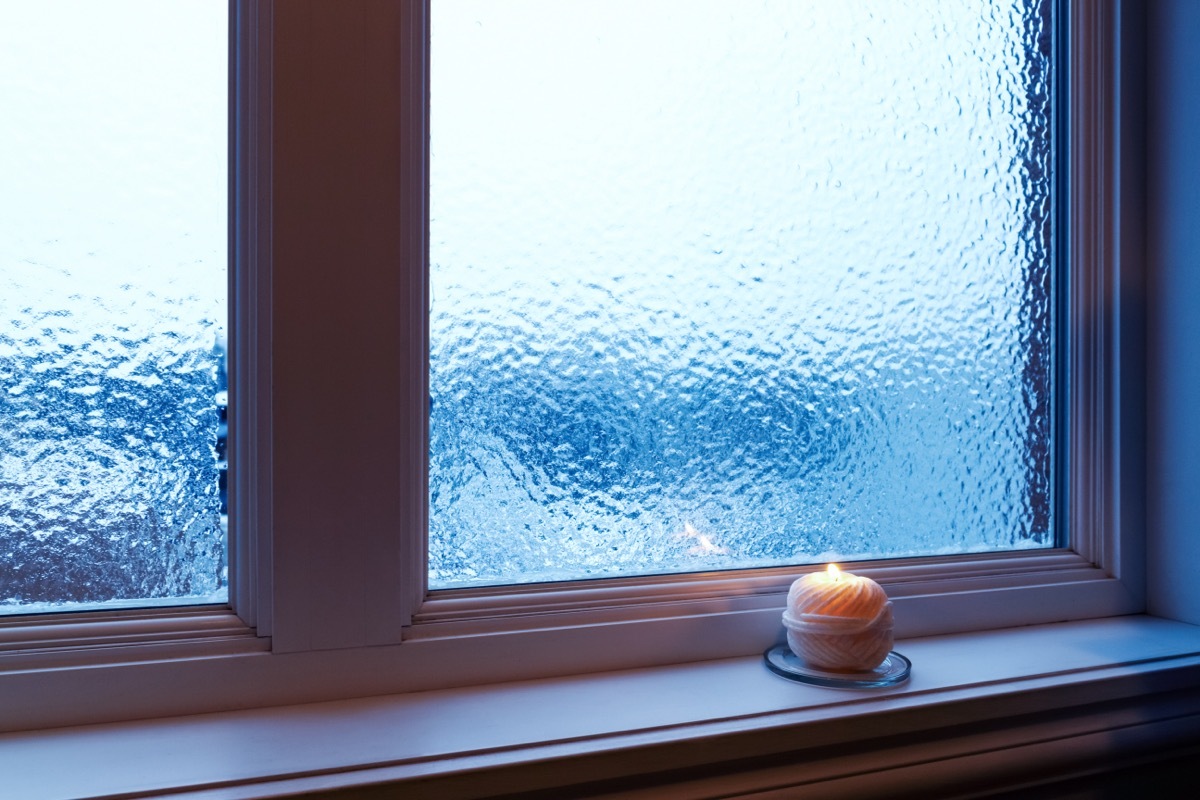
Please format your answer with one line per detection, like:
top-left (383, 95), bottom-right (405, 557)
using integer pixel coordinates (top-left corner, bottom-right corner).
top-left (0, 2), bottom-right (227, 612)
top-left (430, 0), bottom-right (1054, 587)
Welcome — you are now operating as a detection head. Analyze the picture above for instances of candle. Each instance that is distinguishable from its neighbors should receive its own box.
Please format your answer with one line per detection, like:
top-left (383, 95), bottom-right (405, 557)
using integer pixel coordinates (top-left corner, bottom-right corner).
top-left (782, 564), bottom-right (893, 672)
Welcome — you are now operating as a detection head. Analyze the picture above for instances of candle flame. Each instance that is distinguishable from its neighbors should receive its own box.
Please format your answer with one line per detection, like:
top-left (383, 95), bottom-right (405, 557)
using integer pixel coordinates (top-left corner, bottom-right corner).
top-left (826, 563), bottom-right (842, 581)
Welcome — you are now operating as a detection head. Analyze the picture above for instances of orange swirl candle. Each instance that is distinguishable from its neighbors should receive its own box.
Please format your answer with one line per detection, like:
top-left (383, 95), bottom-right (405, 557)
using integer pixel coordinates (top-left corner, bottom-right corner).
top-left (782, 564), bottom-right (893, 672)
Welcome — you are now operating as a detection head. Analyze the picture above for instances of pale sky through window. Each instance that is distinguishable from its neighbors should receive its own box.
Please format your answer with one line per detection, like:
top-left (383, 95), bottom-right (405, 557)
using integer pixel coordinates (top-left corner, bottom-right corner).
top-left (0, 0), bottom-right (227, 612)
top-left (429, 0), bottom-right (1054, 587)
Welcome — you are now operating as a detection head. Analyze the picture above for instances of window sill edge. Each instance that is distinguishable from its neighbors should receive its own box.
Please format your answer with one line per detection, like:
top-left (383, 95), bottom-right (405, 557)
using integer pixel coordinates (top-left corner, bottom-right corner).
top-left (6, 614), bottom-right (1200, 800)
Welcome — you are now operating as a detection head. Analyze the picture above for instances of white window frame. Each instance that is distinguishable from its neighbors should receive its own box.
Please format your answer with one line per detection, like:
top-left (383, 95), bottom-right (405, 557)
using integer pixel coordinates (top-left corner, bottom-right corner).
top-left (0, 0), bottom-right (1150, 734)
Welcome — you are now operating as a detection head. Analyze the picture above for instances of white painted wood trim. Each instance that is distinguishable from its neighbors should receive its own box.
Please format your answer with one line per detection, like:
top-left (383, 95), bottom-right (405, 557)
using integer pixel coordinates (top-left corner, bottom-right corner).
top-left (411, 551), bottom-right (1138, 639)
top-left (415, 552), bottom-right (1109, 621)
top-left (400, 0), bottom-right (1141, 641)
top-left (238, 0), bottom-right (1134, 649)
top-left (0, 577), bottom-right (1139, 735)
top-left (1065, 0), bottom-right (1145, 609)
top-left (396, 0), bottom-right (432, 632)
top-left (267, 0), bottom-right (414, 653)
top-left (0, 0), bottom-right (1154, 737)
top-left (421, 551), bottom-right (1094, 613)
top-left (393, 0), bottom-right (1142, 662)
top-left (1066, 0), bottom-right (1110, 572)
top-left (0, 607), bottom-right (251, 651)
top-left (5, 617), bottom-right (1199, 800)
top-left (1145, 0), bottom-right (1200, 626)
top-left (229, 0), bottom-right (274, 635)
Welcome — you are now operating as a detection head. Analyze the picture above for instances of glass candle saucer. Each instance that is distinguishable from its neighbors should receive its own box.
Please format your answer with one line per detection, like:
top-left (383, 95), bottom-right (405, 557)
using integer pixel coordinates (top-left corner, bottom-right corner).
top-left (763, 644), bottom-right (911, 688)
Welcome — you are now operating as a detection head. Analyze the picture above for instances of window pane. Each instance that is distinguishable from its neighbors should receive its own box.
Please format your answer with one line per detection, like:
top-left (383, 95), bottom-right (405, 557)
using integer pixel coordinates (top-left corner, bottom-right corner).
top-left (0, 1), bottom-right (228, 612)
top-left (429, 0), bottom-right (1054, 588)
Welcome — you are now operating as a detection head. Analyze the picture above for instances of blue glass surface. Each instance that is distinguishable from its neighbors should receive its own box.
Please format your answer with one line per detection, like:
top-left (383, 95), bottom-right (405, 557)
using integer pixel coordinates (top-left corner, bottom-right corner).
top-left (0, 1), bottom-right (228, 611)
top-left (430, 0), bottom-right (1055, 587)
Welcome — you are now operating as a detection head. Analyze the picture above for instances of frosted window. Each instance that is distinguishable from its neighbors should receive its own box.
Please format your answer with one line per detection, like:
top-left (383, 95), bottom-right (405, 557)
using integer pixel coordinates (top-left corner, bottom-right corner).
top-left (430, 0), bottom-right (1055, 588)
top-left (0, 2), bottom-right (228, 612)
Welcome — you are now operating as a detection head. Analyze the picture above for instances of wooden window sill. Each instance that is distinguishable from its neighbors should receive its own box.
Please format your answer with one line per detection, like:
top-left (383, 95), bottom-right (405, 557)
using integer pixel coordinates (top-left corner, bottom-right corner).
top-left (5, 615), bottom-right (1200, 799)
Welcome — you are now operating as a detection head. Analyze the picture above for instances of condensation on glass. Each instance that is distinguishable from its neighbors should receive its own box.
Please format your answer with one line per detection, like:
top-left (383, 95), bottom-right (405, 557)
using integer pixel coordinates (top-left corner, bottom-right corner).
top-left (429, 0), bottom-right (1055, 588)
top-left (0, 2), bottom-right (228, 612)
